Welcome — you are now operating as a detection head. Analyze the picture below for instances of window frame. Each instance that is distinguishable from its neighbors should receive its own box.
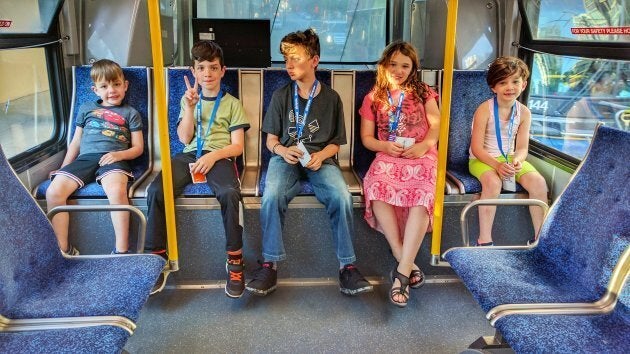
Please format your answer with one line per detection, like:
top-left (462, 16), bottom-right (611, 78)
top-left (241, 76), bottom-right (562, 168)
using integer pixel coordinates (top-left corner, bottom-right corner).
top-left (516, 0), bottom-right (628, 164)
top-left (0, 11), bottom-right (69, 171)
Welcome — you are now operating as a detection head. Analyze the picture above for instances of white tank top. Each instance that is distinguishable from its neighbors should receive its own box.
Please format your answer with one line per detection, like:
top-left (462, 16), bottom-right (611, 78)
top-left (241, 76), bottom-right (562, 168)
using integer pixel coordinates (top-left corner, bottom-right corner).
top-left (469, 98), bottom-right (522, 159)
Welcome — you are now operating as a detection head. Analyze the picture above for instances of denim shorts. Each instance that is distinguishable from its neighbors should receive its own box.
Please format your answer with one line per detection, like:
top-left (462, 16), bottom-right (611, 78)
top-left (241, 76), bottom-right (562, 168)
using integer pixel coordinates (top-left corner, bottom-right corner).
top-left (52, 153), bottom-right (133, 188)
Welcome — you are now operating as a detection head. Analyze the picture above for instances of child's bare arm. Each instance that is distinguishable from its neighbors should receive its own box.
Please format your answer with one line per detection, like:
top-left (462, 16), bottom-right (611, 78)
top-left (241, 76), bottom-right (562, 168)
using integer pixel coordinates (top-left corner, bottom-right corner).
top-left (360, 118), bottom-right (403, 157)
top-left (190, 128), bottom-right (244, 174)
top-left (177, 75), bottom-right (198, 144)
top-left (512, 105), bottom-right (532, 170)
top-left (61, 128), bottom-right (83, 167)
top-left (99, 130), bottom-right (144, 166)
top-left (401, 97), bottom-right (440, 158)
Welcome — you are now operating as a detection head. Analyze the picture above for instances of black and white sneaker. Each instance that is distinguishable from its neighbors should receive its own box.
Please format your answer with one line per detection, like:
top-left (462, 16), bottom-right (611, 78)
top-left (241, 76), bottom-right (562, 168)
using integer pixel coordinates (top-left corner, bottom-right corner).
top-left (339, 264), bottom-right (373, 296)
top-left (246, 261), bottom-right (277, 296)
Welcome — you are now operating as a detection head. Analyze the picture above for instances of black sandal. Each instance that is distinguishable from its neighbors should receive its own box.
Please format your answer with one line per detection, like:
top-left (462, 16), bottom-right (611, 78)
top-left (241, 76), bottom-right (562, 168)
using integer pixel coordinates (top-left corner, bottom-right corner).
top-left (389, 268), bottom-right (410, 308)
top-left (409, 268), bottom-right (425, 289)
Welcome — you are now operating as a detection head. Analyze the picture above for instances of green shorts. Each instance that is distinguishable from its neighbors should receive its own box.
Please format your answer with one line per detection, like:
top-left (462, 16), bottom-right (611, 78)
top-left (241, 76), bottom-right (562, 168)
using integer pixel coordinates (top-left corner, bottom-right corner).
top-left (469, 156), bottom-right (538, 181)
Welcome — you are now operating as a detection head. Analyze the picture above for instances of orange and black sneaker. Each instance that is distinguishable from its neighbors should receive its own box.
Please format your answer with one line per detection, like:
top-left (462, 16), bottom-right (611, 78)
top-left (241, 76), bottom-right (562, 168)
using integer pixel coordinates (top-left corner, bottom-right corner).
top-left (225, 256), bottom-right (244, 298)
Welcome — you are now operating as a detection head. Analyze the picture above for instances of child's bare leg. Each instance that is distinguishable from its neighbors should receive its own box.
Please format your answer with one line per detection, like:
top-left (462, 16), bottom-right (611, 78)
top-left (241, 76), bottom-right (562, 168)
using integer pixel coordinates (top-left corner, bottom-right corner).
top-left (477, 171), bottom-right (502, 244)
top-left (518, 172), bottom-right (548, 237)
top-left (101, 173), bottom-right (130, 253)
top-left (46, 175), bottom-right (80, 252)
top-left (371, 200), bottom-right (402, 260)
top-left (400, 206), bottom-right (430, 292)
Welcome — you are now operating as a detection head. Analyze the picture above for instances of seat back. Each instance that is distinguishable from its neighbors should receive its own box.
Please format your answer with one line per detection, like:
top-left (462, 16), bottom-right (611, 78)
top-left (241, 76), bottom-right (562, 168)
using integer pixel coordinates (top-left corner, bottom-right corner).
top-left (0, 145), bottom-right (65, 315)
top-left (34, 66), bottom-right (152, 198)
top-left (538, 125), bottom-right (630, 295)
top-left (258, 69), bottom-right (332, 195)
top-left (165, 67), bottom-right (240, 196)
top-left (352, 70), bottom-right (377, 181)
top-left (446, 70), bottom-right (494, 193)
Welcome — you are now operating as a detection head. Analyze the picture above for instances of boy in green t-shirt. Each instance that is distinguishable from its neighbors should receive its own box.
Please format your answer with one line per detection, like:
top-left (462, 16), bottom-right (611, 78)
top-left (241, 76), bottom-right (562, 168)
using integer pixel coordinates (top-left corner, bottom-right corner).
top-left (146, 41), bottom-right (250, 298)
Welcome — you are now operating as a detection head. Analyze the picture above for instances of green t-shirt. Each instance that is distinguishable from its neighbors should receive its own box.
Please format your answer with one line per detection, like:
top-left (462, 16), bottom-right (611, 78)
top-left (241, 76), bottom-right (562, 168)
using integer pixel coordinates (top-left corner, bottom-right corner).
top-left (179, 92), bottom-right (250, 153)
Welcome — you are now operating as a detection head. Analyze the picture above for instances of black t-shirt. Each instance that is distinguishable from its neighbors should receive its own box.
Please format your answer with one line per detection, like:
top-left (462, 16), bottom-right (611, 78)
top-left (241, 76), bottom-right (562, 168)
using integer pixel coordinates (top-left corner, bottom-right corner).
top-left (262, 82), bottom-right (346, 165)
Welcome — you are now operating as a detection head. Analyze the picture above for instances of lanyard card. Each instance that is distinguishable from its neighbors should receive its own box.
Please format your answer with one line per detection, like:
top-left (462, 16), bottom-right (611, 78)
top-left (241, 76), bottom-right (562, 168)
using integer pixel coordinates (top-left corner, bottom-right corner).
top-left (395, 136), bottom-right (415, 149)
top-left (502, 172), bottom-right (516, 192)
top-left (297, 141), bottom-right (311, 167)
top-left (189, 163), bottom-right (207, 184)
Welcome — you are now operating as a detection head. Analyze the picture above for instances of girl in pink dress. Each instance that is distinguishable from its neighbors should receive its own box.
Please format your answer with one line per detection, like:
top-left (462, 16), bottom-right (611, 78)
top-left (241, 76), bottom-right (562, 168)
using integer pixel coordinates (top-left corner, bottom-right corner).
top-left (359, 41), bottom-right (440, 307)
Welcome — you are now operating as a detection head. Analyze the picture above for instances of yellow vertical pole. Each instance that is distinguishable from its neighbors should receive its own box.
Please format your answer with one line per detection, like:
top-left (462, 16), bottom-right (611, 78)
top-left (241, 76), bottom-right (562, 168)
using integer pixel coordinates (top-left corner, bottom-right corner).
top-left (147, 0), bottom-right (179, 268)
top-left (430, 0), bottom-right (458, 265)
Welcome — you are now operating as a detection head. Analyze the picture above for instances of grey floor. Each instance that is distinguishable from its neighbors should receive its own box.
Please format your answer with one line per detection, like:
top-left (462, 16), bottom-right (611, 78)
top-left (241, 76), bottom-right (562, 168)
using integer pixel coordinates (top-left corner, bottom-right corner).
top-left (124, 282), bottom-right (495, 353)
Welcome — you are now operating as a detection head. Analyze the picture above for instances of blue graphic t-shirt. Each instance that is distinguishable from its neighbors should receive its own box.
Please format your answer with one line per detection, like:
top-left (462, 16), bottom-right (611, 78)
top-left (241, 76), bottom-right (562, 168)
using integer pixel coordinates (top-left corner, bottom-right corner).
top-left (75, 100), bottom-right (143, 155)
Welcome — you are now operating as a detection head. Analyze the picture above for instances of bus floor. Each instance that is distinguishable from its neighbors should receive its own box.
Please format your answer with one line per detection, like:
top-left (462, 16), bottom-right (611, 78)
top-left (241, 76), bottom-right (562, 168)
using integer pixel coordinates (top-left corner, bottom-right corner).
top-left (124, 281), bottom-right (499, 353)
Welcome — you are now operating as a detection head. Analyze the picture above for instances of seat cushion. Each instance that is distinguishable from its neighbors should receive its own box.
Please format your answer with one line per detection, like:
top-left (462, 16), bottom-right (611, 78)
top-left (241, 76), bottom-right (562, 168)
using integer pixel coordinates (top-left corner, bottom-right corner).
top-left (494, 307), bottom-right (630, 354)
top-left (5, 255), bottom-right (164, 322)
top-left (0, 326), bottom-right (129, 354)
top-left (444, 248), bottom-right (602, 313)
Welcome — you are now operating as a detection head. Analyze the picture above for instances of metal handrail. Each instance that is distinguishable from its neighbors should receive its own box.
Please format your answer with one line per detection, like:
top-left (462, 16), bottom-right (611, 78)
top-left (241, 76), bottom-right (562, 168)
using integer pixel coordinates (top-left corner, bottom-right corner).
top-left (47, 205), bottom-right (146, 254)
top-left (460, 198), bottom-right (549, 247)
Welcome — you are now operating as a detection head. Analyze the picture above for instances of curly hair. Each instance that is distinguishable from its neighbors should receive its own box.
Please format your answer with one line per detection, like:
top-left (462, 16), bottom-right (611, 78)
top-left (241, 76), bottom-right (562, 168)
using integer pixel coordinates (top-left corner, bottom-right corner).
top-left (372, 41), bottom-right (430, 111)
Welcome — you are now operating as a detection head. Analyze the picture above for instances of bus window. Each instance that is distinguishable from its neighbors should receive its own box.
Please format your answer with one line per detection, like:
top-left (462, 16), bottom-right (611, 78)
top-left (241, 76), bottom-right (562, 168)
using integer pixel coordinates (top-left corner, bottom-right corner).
top-left (523, 0), bottom-right (629, 44)
top-left (523, 0), bottom-right (629, 159)
top-left (196, 0), bottom-right (387, 63)
top-left (529, 53), bottom-right (629, 159)
top-left (0, 48), bottom-right (55, 159)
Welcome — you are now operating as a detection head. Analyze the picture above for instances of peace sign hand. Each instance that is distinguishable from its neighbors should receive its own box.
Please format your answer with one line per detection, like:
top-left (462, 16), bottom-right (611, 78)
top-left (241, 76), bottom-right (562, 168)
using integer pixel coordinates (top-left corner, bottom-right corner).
top-left (183, 75), bottom-right (200, 108)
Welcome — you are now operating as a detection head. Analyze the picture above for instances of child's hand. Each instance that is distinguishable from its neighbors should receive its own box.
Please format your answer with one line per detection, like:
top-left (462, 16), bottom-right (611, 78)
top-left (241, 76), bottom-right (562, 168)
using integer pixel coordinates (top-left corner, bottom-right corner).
top-left (99, 152), bottom-right (122, 166)
top-left (496, 162), bottom-right (516, 178)
top-left (383, 141), bottom-right (404, 157)
top-left (512, 159), bottom-right (523, 173)
top-left (282, 146), bottom-right (303, 165)
top-left (190, 154), bottom-right (216, 175)
top-left (305, 151), bottom-right (323, 171)
top-left (183, 75), bottom-right (200, 108)
top-left (401, 141), bottom-right (430, 159)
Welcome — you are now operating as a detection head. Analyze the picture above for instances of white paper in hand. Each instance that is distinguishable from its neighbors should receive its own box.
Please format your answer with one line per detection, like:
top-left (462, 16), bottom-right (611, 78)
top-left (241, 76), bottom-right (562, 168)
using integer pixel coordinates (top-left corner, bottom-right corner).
top-left (395, 136), bottom-right (415, 149)
top-left (297, 141), bottom-right (311, 167)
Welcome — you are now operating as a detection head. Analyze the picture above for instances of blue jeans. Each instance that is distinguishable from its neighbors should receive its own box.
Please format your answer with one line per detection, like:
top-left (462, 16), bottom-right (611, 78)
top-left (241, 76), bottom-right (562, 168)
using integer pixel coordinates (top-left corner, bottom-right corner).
top-left (261, 155), bottom-right (356, 264)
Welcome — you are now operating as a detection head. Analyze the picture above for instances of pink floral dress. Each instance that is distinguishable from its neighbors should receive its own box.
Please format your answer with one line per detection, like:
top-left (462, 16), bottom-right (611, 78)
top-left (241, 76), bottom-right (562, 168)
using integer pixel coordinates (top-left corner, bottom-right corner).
top-left (359, 87), bottom-right (439, 236)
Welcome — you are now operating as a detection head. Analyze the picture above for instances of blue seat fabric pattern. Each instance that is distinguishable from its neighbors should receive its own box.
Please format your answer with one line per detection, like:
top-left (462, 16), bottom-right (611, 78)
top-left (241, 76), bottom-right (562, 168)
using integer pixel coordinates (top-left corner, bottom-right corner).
top-left (493, 307), bottom-right (630, 354)
top-left (352, 70), bottom-right (377, 182)
top-left (166, 68), bottom-right (240, 197)
top-left (34, 66), bottom-right (151, 199)
top-left (444, 126), bottom-right (630, 313)
top-left (0, 145), bottom-right (165, 322)
top-left (258, 69), bottom-right (332, 195)
top-left (0, 326), bottom-right (130, 354)
top-left (447, 70), bottom-right (523, 193)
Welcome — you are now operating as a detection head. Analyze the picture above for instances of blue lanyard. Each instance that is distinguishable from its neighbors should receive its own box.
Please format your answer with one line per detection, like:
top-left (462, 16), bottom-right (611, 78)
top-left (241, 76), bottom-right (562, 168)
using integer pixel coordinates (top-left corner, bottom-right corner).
top-left (493, 96), bottom-right (516, 161)
top-left (386, 89), bottom-right (405, 141)
top-left (196, 89), bottom-right (223, 159)
top-left (293, 80), bottom-right (318, 140)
